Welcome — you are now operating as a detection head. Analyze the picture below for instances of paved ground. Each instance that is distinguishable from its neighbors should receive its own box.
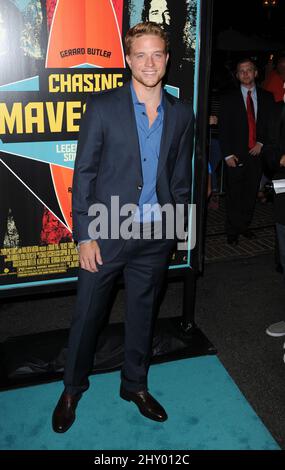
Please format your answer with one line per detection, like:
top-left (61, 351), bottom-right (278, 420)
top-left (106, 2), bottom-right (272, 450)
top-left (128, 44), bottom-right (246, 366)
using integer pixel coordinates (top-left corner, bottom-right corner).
top-left (205, 195), bottom-right (275, 263)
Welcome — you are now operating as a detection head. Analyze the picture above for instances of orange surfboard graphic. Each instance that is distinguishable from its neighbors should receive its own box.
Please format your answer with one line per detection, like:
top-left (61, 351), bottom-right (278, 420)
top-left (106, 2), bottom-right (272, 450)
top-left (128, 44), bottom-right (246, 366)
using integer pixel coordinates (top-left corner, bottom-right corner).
top-left (112, 0), bottom-right (124, 34)
top-left (46, 0), bottom-right (125, 68)
top-left (50, 165), bottom-right (73, 231)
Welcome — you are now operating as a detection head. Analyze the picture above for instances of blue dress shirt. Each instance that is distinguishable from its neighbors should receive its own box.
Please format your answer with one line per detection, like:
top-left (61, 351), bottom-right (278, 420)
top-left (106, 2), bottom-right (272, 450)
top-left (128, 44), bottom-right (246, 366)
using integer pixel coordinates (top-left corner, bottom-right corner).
top-left (130, 83), bottom-right (164, 222)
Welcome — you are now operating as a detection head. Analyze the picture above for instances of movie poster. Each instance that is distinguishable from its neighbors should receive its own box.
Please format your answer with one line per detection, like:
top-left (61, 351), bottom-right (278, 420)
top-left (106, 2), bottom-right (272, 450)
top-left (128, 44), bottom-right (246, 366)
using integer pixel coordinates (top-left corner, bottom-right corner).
top-left (0, 0), bottom-right (199, 294)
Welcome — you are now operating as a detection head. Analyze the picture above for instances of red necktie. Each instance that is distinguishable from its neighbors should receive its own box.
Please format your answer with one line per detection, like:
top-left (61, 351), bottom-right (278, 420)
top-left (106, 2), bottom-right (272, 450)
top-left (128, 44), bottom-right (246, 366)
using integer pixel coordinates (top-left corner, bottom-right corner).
top-left (247, 90), bottom-right (256, 149)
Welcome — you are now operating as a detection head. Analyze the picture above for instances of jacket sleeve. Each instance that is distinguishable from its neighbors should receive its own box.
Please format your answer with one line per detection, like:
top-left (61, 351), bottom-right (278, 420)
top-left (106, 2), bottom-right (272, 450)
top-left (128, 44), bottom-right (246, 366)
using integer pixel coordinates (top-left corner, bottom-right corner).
top-left (262, 102), bottom-right (283, 175)
top-left (170, 108), bottom-right (194, 207)
top-left (72, 95), bottom-right (104, 242)
top-left (219, 94), bottom-right (234, 159)
top-left (257, 91), bottom-right (275, 146)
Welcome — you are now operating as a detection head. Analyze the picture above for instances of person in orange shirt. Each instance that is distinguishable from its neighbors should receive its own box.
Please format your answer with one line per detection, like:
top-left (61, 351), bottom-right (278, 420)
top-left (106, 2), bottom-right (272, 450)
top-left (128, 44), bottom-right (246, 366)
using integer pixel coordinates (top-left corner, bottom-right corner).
top-left (263, 55), bottom-right (285, 103)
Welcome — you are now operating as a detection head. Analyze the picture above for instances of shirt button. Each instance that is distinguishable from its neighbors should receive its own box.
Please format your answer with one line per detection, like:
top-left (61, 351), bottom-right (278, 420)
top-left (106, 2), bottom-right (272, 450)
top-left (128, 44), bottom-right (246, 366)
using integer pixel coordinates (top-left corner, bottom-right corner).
top-left (137, 185), bottom-right (142, 190)
top-left (143, 158), bottom-right (147, 162)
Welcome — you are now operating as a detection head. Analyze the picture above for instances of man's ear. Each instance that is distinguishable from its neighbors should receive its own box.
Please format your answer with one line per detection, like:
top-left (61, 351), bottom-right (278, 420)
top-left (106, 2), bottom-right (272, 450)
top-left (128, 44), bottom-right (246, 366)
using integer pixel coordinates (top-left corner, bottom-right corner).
top-left (125, 55), bottom-right (131, 69)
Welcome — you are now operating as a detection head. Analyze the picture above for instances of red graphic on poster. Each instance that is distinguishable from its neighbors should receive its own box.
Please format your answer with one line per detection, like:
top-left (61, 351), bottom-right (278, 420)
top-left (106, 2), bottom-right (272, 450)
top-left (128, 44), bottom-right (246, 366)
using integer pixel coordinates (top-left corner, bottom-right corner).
top-left (46, 0), bottom-right (57, 29)
top-left (41, 208), bottom-right (71, 245)
top-left (50, 165), bottom-right (73, 231)
top-left (40, 164), bottom-right (73, 244)
top-left (46, 0), bottom-right (125, 68)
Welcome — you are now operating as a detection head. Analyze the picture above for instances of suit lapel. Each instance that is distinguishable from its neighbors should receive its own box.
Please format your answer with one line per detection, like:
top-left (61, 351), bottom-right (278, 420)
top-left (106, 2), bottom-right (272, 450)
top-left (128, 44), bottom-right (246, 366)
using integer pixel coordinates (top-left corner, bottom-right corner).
top-left (256, 87), bottom-right (262, 125)
top-left (238, 89), bottom-right (248, 120)
top-left (116, 82), bottom-right (142, 176)
top-left (157, 91), bottom-right (176, 179)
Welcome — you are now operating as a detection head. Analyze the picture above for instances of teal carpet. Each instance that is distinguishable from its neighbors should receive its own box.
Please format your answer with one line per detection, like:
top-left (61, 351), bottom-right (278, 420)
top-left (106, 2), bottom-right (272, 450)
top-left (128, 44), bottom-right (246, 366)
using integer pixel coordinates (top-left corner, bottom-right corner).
top-left (0, 356), bottom-right (280, 450)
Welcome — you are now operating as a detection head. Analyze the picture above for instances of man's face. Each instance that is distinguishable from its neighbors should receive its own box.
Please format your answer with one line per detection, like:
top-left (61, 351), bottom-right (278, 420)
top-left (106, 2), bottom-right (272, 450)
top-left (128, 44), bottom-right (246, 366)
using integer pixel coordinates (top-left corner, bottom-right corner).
top-left (236, 62), bottom-right (257, 87)
top-left (126, 34), bottom-right (169, 89)
top-left (149, 0), bottom-right (170, 26)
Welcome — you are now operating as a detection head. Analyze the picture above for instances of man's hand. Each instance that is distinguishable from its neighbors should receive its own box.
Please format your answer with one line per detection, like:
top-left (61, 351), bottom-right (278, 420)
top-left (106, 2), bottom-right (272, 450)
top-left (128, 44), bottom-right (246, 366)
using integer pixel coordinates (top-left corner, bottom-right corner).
top-left (225, 155), bottom-right (239, 167)
top-left (249, 142), bottom-right (262, 156)
top-left (79, 240), bottom-right (103, 272)
top-left (280, 155), bottom-right (285, 167)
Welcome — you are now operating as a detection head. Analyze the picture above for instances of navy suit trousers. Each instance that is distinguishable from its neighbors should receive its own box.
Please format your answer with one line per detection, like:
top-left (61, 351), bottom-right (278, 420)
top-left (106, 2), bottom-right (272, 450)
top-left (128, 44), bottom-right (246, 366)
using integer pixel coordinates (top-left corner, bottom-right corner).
top-left (64, 237), bottom-right (175, 395)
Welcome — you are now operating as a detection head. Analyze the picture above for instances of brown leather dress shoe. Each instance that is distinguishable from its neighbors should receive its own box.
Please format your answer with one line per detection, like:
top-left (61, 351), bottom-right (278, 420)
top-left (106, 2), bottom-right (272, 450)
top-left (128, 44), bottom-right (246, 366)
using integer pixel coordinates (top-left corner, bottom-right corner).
top-left (52, 392), bottom-right (82, 433)
top-left (120, 387), bottom-right (168, 422)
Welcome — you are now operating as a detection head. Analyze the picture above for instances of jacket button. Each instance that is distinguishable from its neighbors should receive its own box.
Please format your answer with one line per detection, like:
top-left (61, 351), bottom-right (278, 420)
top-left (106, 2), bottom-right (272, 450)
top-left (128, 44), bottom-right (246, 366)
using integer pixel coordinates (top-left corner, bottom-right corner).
top-left (137, 185), bottom-right (142, 190)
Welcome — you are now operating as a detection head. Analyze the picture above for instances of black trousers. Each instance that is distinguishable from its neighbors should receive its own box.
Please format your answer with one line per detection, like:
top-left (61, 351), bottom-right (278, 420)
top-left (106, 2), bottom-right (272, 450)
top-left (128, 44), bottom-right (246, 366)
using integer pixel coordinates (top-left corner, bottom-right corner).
top-left (64, 237), bottom-right (174, 395)
top-left (225, 156), bottom-right (262, 236)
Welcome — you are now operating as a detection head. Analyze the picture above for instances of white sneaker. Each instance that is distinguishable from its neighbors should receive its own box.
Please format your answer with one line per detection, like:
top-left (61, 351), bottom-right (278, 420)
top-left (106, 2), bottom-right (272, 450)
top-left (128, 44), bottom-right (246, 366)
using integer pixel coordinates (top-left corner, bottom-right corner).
top-left (266, 321), bottom-right (285, 337)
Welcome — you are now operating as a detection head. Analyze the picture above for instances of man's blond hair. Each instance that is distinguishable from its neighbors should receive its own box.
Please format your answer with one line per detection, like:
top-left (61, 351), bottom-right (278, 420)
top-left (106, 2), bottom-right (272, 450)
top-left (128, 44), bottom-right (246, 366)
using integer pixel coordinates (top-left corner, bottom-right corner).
top-left (124, 22), bottom-right (169, 55)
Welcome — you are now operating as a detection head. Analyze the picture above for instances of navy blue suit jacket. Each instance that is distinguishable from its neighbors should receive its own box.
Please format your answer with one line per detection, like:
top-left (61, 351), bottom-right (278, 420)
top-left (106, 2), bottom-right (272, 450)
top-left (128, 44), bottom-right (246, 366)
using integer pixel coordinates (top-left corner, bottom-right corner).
top-left (72, 81), bottom-right (194, 261)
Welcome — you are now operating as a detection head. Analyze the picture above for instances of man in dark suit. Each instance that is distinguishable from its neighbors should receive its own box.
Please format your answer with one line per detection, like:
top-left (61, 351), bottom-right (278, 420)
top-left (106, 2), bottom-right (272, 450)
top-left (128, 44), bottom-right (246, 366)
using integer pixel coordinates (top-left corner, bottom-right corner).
top-left (219, 58), bottom-right (274, 245)
top-left (263, 99), bottom-right (285, 337)
top-left (52, 22), bottom-right (194, 433)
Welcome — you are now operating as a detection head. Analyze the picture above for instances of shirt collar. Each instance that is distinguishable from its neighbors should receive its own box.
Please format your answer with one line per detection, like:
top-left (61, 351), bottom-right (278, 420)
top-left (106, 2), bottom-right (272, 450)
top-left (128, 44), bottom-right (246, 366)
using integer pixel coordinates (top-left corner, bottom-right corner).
top-left (241, 85), bottom-right (256, 96)
top-left (130, 80), bottom-right (164, 111)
